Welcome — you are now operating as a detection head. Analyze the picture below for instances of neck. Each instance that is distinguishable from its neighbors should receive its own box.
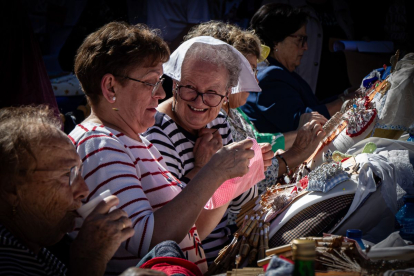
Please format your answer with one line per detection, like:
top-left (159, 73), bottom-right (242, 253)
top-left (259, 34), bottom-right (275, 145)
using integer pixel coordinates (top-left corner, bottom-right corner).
top-left (270, 52), bottom-right (294, 72)
top-left (87, 107), bottom-right (142, 142)
top-left (158, 98), bottom-right (199, 136)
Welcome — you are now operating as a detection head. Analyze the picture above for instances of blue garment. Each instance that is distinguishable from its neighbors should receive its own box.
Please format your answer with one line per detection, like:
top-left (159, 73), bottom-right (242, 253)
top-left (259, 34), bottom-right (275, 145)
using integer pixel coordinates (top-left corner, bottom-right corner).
top-left (241, 57), bottom-right (331, 133)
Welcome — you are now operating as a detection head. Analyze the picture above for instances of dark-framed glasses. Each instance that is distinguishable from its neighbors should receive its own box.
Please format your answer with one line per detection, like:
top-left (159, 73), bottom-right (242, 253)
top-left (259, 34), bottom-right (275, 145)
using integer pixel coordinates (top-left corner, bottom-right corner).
top-left (175, 84), bottom-right (227, 107)
top-left (289, 35), bottom-right (308, 47)
top-left (114, 75), bottom-right (164, 96)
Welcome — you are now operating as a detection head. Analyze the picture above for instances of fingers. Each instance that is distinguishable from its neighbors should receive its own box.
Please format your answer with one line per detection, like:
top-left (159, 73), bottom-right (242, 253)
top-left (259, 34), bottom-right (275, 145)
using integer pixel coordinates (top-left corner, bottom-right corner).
top-left (90, 195), bottom-right (119, 215)
top-left (233, 138), bottom-right (254, 150)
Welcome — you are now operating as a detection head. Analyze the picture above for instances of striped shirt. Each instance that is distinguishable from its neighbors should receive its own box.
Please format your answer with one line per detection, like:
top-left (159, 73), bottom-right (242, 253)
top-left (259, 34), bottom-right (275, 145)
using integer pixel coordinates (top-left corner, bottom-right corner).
top-left (68, 123), bottom-right (207, 275)
top-left (143, 112), bottom-right (258, 263)
top-left (0, 224), bottom-right (66, 276)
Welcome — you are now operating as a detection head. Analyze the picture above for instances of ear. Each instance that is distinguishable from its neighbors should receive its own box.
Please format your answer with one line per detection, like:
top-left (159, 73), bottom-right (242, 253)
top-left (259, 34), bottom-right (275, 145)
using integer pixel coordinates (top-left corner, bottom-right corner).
top-left (101, 74), bottom-right (117, 103)
top-left (0, 181), bottom-right (20, 208)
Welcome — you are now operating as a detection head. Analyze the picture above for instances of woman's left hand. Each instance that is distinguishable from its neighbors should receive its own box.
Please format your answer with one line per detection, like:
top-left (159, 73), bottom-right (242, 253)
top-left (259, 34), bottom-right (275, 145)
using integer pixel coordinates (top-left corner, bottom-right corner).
top-left (259, 143), bottom-right (274, 170)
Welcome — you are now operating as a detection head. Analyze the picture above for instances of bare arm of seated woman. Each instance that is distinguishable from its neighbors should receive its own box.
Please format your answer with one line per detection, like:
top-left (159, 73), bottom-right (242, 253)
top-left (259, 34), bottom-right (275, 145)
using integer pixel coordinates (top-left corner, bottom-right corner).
top-left (69, 196), bottom-right (134, 276)
top-left (151, 139), bottom-right (254, 247)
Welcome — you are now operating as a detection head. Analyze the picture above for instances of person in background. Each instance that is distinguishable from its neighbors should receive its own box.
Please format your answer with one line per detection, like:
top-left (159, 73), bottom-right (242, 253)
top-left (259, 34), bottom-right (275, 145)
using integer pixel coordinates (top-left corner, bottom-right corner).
top-left (241, 3), bottom-right (355, 134)
top-left (262, 0), bottom-right (354, 99)
top-left (0, 106), bottom-right (134, 276)
top-left (69, 22), bottom-right (254, 274)
top-left (182, 20), bottom-right (325, 203)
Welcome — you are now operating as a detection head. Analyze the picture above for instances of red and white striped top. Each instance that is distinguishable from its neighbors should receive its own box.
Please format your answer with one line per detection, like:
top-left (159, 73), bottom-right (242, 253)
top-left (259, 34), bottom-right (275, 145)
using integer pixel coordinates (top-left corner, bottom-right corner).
top-left (68, 122), bottom-right (207, 275)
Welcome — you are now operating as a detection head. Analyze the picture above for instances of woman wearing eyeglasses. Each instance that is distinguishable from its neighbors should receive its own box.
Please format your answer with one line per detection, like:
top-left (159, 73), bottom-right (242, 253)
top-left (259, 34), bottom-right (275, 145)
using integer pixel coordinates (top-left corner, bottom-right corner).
top-left (241, 3), bottom-right (353, 134)
top-left (143, 36), bottom-right (278, 264)
top-left (68, 23), bottom-right (256, 274)
top-left (181, 21), bottom-right (325, 224)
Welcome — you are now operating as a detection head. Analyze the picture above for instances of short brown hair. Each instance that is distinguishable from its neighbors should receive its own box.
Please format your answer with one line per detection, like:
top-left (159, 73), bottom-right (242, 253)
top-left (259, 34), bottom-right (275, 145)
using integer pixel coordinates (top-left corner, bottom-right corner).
top-left (74, 22), bottom-right (170, 105)
top-left (0, 106), bottom-right (62, 187)
top-left (184, 21), bottom-right (261, 59)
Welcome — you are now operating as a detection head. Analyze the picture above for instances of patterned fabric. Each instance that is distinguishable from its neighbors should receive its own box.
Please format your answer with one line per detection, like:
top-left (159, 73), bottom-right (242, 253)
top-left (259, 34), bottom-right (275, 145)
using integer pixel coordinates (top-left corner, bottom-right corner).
top-left (308, 171), bottom-right (350, 193)
top-left (223, 108), bottom-right (280, 195)
top-left (69, 122), bottom-right (207, 274)
top-left (269, 194), bottom-right (355, 247)
top-left (0, 224), bottom-right (67, 276)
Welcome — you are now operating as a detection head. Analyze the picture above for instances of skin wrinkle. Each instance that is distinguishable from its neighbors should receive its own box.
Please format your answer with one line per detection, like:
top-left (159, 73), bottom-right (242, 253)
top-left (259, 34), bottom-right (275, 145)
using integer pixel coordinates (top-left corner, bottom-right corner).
top-left (14, 132), bottom-right (89, 251)
top-left (273, 25), bottom-right (308, 72)
top-left (173, 59), bottom-right (230, 135)
top-left (111, 62), bottom-right (165, 134)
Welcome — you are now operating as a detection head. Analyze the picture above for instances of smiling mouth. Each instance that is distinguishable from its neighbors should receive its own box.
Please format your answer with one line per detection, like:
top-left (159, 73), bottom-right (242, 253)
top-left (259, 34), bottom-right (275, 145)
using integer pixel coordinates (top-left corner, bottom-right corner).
top-left (188, 105), bottom-right (208, 112)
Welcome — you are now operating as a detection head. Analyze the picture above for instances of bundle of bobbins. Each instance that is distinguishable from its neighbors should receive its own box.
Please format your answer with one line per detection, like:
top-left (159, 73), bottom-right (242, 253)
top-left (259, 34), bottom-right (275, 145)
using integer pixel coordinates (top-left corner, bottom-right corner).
top-left (207, 214), bottom-right (270, 274)
top-left (207, 182), bottom-right (309, 274)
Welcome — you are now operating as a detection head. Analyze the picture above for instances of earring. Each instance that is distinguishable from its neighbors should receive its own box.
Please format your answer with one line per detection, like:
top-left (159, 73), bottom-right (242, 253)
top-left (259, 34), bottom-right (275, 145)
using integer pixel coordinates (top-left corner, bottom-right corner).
top-left (275, 48), bottom-right (278, 52)
top-left (112, 96), bottom-right (116, 101)
top-left (12, 206), bottom-right (16, 218)
top-left (172, 100), bottom-right (176, 112)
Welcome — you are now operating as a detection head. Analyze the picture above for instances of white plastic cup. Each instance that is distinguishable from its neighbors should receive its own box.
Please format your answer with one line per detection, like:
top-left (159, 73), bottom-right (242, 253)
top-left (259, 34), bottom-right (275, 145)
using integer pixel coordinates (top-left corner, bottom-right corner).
top-left (77, 190), bottom-right (116, 219)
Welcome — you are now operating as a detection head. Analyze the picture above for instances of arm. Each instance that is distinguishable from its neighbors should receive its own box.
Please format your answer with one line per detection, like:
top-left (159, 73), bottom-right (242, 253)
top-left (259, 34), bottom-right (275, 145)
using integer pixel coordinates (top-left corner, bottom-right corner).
top-left (256, 74), bottom-right (330, 132)
top-left (69, 196), bottom-right (134, 276)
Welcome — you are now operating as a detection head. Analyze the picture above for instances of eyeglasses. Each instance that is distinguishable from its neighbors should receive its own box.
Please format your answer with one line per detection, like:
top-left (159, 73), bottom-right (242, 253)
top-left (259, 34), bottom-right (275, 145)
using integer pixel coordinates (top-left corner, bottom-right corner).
top-left (114, 75), bottom-right (164, 96)
top-left (289, 35), bottom-right (308, 47)
top-left (175, 84), bottom-right (227, 107)
top-left (252, 67), bottom-right (258, 77)
top-left (68, 163), bottom-right (84, 187)
top-left (26, 163), bottom-right (84, 187)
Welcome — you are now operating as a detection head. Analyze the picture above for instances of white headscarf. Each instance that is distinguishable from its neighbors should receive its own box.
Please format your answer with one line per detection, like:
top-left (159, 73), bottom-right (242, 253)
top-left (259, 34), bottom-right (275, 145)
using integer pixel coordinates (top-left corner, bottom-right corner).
top-left (163, 36), bottom-right (261, 94)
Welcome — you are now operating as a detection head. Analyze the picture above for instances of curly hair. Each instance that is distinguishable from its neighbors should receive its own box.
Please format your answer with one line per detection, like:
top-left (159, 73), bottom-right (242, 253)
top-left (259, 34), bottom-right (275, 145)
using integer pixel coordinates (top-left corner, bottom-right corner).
top-left (0, 106), bottom-right (62, 188)
top-left (184, 21), bottom-right (261, 60)
top-left (75, 22), bottom-right (170, 105)
top-left (183, 42), bottom-right (241, 89)
top-left (250, 3), bottom-right (308, 49)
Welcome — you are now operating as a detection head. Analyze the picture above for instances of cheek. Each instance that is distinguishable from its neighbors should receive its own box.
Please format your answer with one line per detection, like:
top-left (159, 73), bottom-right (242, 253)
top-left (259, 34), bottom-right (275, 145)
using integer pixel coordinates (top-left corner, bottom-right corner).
top-left (22, 182), bottom-right (74, 223)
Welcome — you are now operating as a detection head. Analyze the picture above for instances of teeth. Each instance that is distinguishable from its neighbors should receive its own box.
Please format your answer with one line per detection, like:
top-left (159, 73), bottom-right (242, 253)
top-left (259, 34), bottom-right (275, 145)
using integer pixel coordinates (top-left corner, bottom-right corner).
top-left (189, 105), bottom-right (206, 112)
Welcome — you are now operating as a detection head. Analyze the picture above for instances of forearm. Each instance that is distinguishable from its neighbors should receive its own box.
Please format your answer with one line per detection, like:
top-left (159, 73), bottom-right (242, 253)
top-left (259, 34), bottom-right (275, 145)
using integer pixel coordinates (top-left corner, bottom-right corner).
top-left (151, 166), bottom-right (226, 247)
top-left (325, 98), bottom-right (343, 117)
top-left (275, 147), bottom-right (308, 177)
top-left (283, 131), bottom-right (297, 150)
top-left (196, 202), bottom-right (230, 240)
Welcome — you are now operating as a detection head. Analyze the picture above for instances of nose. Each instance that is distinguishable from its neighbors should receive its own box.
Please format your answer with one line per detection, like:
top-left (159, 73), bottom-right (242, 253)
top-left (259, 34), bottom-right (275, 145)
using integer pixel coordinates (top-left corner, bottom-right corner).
top-left (303, 40), bottom-right (308, 51)
top-left (153, 83), bottom-right (166, 100)
top-left (72, 175), bottom-right (90, 201)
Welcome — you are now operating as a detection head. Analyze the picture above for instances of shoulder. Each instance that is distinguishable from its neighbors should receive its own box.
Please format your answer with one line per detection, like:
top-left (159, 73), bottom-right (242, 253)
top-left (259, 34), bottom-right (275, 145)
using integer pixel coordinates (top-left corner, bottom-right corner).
top-left (207, 112), bottom-right (232, 144)
top-left (258, 64), bottom-right (292, 82)
top-left (69, 122), bottom-right (123, 148)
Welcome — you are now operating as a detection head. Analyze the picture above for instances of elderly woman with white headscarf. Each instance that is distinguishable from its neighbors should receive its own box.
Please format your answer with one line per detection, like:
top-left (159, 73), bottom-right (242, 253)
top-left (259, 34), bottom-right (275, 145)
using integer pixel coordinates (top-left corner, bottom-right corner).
top-left (144, 36), bottom-right (326, 263)
top-left (144, 36), bottom-right (278, 263)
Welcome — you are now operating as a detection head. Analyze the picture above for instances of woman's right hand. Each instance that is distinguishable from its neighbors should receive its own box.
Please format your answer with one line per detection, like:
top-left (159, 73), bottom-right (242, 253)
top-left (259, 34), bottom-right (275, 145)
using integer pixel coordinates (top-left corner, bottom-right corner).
top-left (297, 112), bottom-right (327, 129)
top-left (291, 119), bottom-right (325, 159)
top-left (208, 139), bottom-right (255, 180)
top-left (70, 196), bottom-right (134, 274)
top-left (193, 128), bottom-right (223, 169)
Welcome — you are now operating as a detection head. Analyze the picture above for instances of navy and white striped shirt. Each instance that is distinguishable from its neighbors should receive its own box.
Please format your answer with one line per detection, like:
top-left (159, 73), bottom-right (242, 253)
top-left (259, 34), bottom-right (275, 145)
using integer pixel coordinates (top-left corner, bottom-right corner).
top-left (0, 224), bottom-right (67, 276)
top-left (144, 111), bottom-right (258, 264)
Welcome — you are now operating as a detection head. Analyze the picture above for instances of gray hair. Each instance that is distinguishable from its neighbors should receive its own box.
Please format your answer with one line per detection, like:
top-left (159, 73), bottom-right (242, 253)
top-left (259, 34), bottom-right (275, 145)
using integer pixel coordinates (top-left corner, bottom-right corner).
top-left (183, 42), bottom-right (241, 89)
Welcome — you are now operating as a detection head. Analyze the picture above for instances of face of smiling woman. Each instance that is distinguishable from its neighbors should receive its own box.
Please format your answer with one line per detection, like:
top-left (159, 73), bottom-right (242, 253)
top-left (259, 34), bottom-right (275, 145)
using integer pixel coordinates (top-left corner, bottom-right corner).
top-left (173, 58), bottom-right (229, 135)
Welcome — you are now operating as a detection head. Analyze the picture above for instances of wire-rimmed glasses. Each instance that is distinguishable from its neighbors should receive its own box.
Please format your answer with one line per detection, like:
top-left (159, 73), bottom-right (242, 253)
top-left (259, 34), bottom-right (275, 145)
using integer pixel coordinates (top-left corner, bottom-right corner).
top-left (114, 75), bottom-right (165, 96)
top-left (175, 84), bottom-right (227, 107)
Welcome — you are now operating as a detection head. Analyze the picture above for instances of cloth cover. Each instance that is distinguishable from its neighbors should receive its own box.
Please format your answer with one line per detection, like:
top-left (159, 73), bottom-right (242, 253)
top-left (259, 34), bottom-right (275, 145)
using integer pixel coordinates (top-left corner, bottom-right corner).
top-left (205, 138), bottom-right (265, 209)
top-left (162, 36), bottom-right (261, 94)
